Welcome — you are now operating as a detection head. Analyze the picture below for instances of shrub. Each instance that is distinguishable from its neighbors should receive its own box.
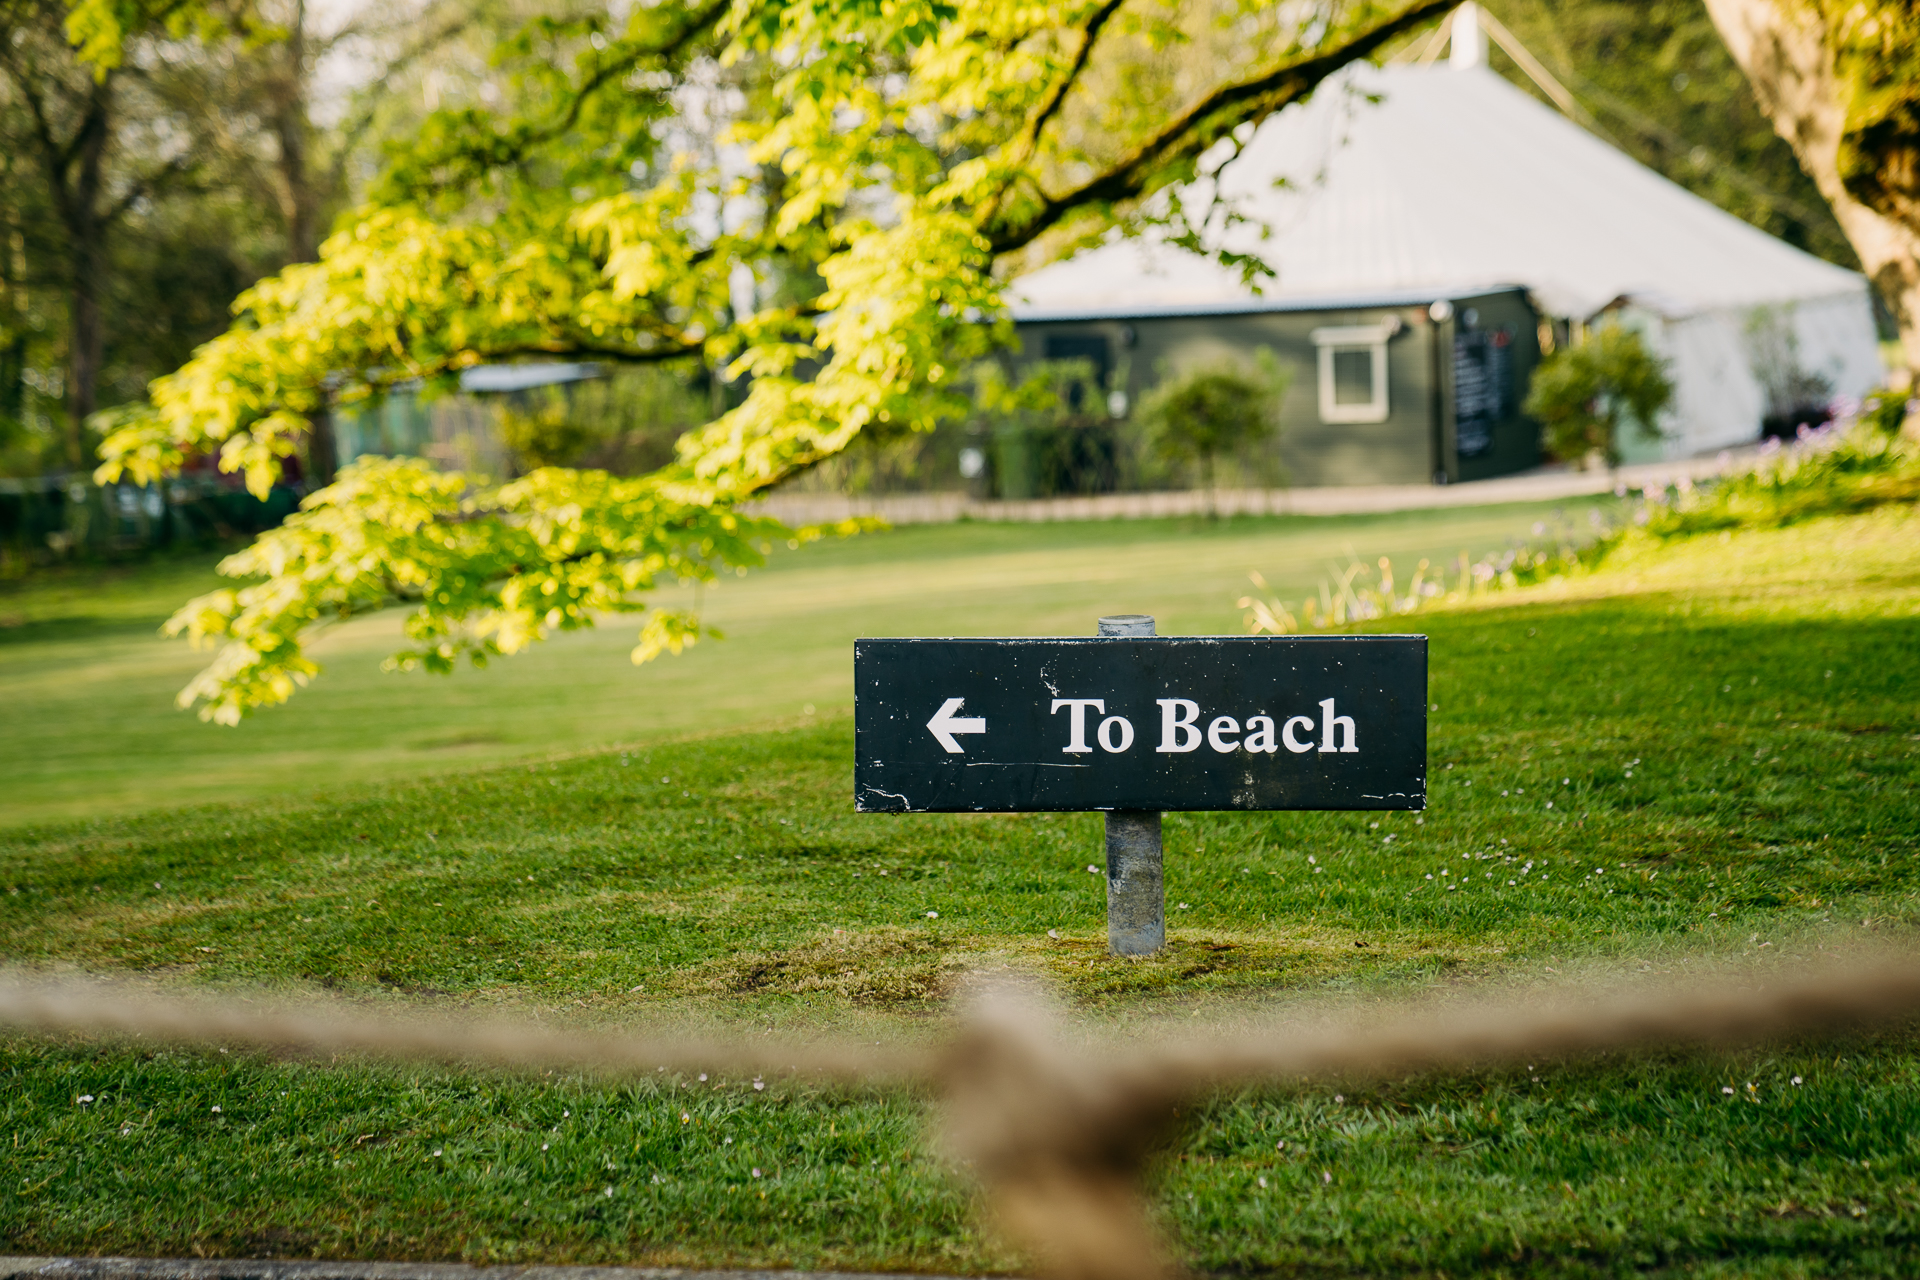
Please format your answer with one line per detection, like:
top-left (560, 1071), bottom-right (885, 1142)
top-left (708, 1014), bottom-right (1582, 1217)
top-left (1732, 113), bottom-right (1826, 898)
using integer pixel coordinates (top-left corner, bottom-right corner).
top-left (1240, 397), bottom-right (1918, 634)
top-left (497, 399), bottom-right (598, 472)
top-left (1136, 351), bottom-right (1287, 515)
top-left (1523, 323), bottom-right (1675, 467)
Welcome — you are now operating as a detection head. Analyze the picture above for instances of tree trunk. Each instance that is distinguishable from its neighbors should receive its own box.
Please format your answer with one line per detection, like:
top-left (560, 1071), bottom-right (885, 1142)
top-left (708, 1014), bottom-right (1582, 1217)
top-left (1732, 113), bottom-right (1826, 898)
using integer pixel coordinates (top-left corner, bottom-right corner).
top-left (1704, 0), bottom-right (1920, 374)
top-left (63, 79), bottom-right (114, 469)
top-left (306, 406), bottom-right (337, 486)
top-left (274, 109), bottom-right (321, 264)
top-left (271, 0), bottom-right (322, 264)
top-left (66, 239), bottom-right (106, 467)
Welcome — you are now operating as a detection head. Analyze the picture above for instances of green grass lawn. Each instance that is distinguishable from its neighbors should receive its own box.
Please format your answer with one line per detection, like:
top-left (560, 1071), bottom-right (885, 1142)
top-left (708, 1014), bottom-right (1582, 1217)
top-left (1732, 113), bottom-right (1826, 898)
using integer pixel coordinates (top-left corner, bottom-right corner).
top-left (2, 502), bottom-right (1918, 1276)
top-left (0, 500), bottom-right (1606, 826)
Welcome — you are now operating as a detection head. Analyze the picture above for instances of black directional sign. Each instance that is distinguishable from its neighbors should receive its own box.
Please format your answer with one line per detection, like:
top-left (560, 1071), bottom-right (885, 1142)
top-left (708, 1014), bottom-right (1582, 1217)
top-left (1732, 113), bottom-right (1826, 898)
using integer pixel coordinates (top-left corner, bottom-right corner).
top-left (854, 635), bottom-right (1426, 813)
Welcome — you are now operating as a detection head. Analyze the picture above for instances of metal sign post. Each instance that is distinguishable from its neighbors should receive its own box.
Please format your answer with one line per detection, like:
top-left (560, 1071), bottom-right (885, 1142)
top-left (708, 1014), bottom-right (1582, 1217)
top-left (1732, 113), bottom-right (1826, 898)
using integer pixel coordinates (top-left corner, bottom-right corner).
top-left (1096, 615), bottom-right (1164, 955)
top-left (854, 624), bottom-right (1426, 956)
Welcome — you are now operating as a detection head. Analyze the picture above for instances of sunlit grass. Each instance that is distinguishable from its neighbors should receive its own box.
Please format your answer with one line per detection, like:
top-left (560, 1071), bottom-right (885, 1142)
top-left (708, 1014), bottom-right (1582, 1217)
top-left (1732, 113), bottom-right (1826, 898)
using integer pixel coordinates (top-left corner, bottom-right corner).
top-left (0, 500), bottom-right (1606, 825)
top-left (1, 503), bottom-right (1917, 1274)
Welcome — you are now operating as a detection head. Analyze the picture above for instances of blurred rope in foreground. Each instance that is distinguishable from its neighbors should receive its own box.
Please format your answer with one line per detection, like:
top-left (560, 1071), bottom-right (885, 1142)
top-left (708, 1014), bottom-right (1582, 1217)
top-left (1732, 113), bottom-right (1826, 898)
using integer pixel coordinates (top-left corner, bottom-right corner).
top-left (8, 955), bottom-right (1920, 1280)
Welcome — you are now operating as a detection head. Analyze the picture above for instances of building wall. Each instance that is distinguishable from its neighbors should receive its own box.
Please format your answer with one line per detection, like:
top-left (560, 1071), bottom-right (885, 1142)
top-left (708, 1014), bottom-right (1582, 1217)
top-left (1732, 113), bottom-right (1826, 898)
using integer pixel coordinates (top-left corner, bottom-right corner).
top-left (1443, 289), bottom-right (1544, 483)
top-left (332, 393), bottom-right (512, 477)
top-left (1014, 287), bottom-right (1541, 489)
top-left (1613, 291), bottom-right (1883, 464)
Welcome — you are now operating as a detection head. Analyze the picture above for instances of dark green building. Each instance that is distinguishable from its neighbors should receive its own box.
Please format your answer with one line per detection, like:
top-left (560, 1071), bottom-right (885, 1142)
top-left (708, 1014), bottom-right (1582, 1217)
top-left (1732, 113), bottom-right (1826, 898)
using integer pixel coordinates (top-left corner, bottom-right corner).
top-left (1013, 285), bottom-right (1542, 490)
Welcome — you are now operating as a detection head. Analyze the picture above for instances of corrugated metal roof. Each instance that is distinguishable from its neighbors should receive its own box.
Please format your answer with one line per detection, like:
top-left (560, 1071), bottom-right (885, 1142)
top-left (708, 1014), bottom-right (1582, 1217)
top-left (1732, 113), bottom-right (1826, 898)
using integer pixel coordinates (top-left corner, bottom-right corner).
top-left (1014, 282), bottom-right (1526, 323)
top-left (1009, 65), bottom-right (1865, 322)
top-left (458, 362), bottom-right (606, 392)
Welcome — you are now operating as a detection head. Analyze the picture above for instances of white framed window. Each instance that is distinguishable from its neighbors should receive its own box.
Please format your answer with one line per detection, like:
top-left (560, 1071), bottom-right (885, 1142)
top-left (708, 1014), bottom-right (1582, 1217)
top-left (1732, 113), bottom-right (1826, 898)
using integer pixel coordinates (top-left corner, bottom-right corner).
top-left (1311, 323), bottom-right (1394, 423)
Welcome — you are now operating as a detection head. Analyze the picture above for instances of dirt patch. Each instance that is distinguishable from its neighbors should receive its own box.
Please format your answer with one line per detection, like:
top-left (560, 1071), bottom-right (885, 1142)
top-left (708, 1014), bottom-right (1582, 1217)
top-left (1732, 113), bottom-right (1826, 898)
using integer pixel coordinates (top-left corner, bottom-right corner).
top-left (673, 926), bottom-right (965, 1005)
top-left (1028, 929), bottom-right (1510, 999)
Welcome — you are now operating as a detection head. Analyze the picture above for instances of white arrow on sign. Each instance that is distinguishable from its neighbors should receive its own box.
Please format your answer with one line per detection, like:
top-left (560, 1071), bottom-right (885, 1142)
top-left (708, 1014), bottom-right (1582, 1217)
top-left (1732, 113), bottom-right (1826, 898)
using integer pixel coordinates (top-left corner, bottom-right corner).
top-left (926, 697), bottom-right (987, 753)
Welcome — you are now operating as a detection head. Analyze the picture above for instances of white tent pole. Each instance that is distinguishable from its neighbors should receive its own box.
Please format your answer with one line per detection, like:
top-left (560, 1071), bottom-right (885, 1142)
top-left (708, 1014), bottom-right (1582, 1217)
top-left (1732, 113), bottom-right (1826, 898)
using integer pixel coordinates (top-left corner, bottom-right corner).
top-left (1406, 11), bottom-right (1453, 65)
top-left (1449, 3), bottom-right (1486, 69)
top-left (1470, 6), bottom-right (1611, 138)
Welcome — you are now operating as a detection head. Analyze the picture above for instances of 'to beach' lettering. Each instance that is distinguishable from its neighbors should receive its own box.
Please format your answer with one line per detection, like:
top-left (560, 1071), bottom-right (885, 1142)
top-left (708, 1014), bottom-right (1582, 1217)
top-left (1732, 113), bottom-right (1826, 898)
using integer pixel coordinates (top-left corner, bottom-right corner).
top-left (854, 635), bottom-right (1423, 813)
top-left (1049, 697), bottom-right (1358, 755)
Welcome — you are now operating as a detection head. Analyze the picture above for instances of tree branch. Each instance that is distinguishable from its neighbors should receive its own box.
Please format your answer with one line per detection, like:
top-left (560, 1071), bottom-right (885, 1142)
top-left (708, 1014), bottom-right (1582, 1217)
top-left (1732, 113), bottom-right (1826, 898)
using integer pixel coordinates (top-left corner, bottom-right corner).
top-left (104, 152), bottom-right (194, 224)
top-left (13, 68), bottom-right (76, 207)
top-left (322, 8), bottom-right (482, 193)
top-left (1024, 0), bottom-right (1128, 151)
top-left (332, 335), bottom-right (708, 404)
top-left (986, 0), bottom-right (1452, 254)
top-left (392, 0), bottom-right (732, 192)
top-left (972, 0), bottom-right (1129, 227)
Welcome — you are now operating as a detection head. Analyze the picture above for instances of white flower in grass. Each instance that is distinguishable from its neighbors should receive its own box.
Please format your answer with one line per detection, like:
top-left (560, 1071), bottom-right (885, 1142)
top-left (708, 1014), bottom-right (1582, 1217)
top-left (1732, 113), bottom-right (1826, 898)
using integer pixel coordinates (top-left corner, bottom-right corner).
top-left (752, 1168), bottom-right (763, 1178)
top-left (1257, 1176), bottom-right (1268, 1189)
top-left (926, 911), bottom-right (938, 919)
top-left (76, 1096), bottom-right (94, 1105)
top-left (211, 1106), bottom-right (222, 1113)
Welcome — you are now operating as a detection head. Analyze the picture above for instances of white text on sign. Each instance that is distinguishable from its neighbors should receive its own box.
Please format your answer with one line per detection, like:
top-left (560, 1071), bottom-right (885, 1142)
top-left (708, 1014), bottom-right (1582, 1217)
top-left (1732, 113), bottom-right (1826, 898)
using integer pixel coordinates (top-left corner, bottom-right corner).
top-left (1047, 697), bottom-right (1358, 755)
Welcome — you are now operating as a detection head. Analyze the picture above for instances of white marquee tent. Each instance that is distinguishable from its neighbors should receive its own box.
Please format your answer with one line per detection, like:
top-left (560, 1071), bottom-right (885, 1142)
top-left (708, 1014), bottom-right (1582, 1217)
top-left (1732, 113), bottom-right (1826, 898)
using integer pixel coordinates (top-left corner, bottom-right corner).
top-left (1009, 43), bottom-right (1884, 460)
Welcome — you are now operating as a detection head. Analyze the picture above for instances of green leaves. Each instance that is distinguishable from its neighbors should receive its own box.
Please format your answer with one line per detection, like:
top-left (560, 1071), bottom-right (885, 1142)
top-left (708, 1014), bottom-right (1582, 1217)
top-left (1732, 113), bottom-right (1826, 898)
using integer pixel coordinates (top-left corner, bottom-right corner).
top-left (93, 0), bottom-right (1453, 719)
top-left (1522, 323), bottom-right (1676, 467)
top-left (160, 456), bottom-right (800, 723)
top-left (1138, 352), bottom-right (1287, 470)
top-left (60, 0), bottom-right (237, 74)
top-left (1828, 1), bottom-right (1920, 226)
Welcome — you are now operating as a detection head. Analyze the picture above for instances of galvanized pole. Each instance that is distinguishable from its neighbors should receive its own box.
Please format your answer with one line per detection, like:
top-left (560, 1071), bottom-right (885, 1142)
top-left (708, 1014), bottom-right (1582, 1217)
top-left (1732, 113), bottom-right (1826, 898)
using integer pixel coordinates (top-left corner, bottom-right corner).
top-left (1098, 614), bottom-right (1164, 956)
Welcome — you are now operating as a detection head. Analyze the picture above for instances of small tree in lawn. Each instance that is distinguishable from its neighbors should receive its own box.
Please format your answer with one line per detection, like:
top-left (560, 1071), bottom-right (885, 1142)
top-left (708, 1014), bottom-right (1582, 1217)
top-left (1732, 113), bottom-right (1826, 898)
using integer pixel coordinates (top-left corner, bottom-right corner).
top-left (1524, 323), bottom-right (1676, 468)
top-left (1138, 353), bottom-right (1287, 516)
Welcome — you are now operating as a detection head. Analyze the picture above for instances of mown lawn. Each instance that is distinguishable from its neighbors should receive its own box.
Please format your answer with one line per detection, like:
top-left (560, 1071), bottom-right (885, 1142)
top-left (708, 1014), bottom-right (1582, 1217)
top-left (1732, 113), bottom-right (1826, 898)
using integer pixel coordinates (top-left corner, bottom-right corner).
top-left (2, 503), bottom-right (1918, 1276)
top-left (0, 499), bottom-right (1604, 825)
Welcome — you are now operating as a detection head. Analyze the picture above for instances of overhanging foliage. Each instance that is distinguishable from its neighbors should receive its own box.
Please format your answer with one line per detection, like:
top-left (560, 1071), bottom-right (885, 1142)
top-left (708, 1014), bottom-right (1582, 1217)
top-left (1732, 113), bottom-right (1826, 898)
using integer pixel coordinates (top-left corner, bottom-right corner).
top-left (86, 0), bottom-right (1450, 721)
